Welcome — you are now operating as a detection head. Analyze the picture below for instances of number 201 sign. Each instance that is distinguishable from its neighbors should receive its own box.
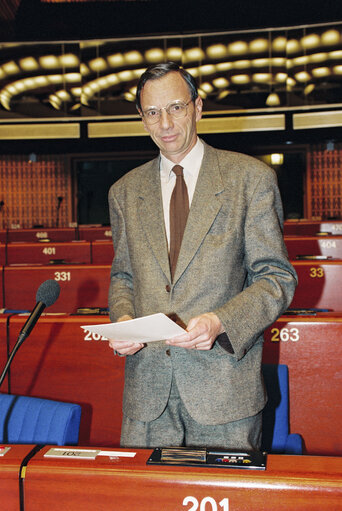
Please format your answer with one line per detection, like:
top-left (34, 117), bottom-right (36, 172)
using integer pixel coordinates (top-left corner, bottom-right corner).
top-left (183, 496), bottom-right (229, 510)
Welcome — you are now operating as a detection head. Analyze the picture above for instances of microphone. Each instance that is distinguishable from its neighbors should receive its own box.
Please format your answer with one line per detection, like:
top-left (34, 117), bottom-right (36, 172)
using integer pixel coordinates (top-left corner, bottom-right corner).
top-left (0, 280), bottom-right (60, 389)
top-left (18, 279), bottom-right (60, 345)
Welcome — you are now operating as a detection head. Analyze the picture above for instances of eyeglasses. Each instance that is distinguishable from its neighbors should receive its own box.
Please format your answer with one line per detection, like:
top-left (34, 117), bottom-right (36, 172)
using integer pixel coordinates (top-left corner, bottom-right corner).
top-left (141, 100), bottom-right (192, 125)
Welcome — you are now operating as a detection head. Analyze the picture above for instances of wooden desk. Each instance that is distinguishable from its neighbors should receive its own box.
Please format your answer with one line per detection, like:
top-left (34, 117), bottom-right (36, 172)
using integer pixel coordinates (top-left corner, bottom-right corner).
top-left (78, 225), bottom-right (112, 241)
top-left (263, 313), bottom-right (342, 455)
top-left (284, 220), bottom-right (342, 236)
top-left (0, 314), bottom-right (9, 376)
top-left (0, 243), bottom-right (5, 265)
top-left (0, 444), bottom-right (36, 511)
top-left (3, 264), bottom-right (111, 313)
top-left (0, 266), bottom-right (3, 308)
top-left (6, 241), bottom-right (91, 265)
top-left (4, 311), bottom-right (342, 455)
top-left (7, 314), bottom-right (124, 446)
top-left (291, 260), bottom-right (342, 310)
top-left (24, 447), bottom-right (342, 511)
top-left (0, 230), bottom-right (6, 244)
top-left (7, 228), bottom-right (77, 243)
top-left (285, 235), bottom-right (342, 259)
top-left (91, 240), bottom-right (114, 264)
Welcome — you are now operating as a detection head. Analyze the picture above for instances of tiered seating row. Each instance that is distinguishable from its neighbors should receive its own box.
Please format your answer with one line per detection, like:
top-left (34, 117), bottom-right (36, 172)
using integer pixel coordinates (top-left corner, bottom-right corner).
top-left (0, 225), bottom-right (113, 243)
top-left (2, 260), bottom-right (342, 312)
top-left (0, 222), bottom-right (342, 456)
top-left (2, 445), bottom-right (342, 511)
top-left (283, 219), bottom-right (342, 235)
top-left (0, 240), bottom-right (114, 266)
top-left (0, 311), bottom-right (341, 455)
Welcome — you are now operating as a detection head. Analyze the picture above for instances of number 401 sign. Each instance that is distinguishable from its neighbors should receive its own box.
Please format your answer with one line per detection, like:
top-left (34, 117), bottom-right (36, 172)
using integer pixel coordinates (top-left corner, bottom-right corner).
top-left (183, 496), bottom-right (229, 510)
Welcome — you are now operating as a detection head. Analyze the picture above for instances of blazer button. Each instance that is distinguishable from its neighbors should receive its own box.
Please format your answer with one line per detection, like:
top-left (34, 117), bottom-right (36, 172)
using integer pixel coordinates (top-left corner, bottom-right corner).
top-left (166, 349), bottom-right (171, 356)
top-left (165, 284), bottom-right (171, 293)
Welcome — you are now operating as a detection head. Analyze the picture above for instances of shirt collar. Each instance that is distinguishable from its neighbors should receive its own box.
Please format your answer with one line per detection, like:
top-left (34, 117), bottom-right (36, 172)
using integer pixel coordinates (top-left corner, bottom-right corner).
top-left (160, 138), bottom-right (203, 181)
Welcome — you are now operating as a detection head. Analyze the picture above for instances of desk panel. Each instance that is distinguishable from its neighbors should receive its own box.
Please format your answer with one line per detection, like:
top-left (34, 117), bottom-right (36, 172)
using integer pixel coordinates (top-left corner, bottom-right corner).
top-left (0, 444), bottom-right (36, 511)
top-left (285, 235), bottom-right (342, 259)
top-left (284, 220), bottom-right (342, 236)
top-left (0, 243), bottom-right (5, 265)
top-left (24, 448), bottom-right (342, 511)
top-left (7, 228), bottom-right (77, 243)
top-left (6, 241), bottom-right (91, 265)
top-left (0, 230), bottom-right (6, 243)
top-left (78, 225), bottom-right (112, 241)
top-left (291, 260), bottom-right (342, 310)
top-left (7, 315), bottom-right (124, 446)
top-left (263, 313), bottom-right (342, 455)
top-left (91, 240), bottom-right (114, 264)
top-left (0, 267), bottom-right (3, 308)
top-left (3, 264), bottom-right (111, 313)
top-left (0, 315), bottom-right (8, 377)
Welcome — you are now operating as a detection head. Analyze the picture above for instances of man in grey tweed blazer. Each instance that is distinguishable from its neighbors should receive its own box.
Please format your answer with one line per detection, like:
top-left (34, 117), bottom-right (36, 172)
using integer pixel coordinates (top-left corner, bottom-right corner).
top-left (108, 62), bottom-right (297, 450)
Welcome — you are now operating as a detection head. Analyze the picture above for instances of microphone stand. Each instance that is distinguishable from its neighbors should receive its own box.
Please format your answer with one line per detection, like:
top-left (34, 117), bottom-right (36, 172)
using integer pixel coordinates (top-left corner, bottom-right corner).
top-left (0, 340), bottom-right (23, 390)
top-left (0, 302), bottom-right (45, 390)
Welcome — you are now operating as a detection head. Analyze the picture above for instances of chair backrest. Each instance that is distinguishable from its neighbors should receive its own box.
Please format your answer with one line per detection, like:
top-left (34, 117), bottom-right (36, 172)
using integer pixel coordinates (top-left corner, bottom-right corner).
top-left (0, 394), bottom-right (81, 445)
top-left (261, 364), bottom-right (290, 453)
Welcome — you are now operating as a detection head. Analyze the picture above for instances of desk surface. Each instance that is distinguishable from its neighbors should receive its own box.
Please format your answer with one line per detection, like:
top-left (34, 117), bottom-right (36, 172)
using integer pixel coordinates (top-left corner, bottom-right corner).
top-left (24, 447), bottom-right (342, 511)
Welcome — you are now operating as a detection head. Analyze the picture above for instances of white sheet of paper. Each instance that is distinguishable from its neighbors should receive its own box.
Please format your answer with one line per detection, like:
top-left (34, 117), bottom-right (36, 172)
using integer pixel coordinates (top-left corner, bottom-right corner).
top-left (81, 313), bottom-right (186, 343)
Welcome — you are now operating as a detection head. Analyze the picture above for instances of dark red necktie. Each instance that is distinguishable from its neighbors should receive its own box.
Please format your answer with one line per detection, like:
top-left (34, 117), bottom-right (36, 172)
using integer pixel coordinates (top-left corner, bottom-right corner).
top-left (169, 165), bottom-right (189, 280)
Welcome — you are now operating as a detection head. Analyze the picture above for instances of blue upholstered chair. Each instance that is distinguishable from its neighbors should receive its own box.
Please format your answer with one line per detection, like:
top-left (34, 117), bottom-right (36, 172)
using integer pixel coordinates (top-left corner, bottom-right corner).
top-left (0, 394), bottom-right (81, 445)
top-left (261, 364), bottom-right (303, 454)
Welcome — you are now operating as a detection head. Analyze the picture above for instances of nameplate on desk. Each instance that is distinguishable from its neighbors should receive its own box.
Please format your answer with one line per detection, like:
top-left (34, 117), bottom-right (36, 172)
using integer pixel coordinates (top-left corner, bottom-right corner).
top-left (44, 448), bottom-right (137, 460)
top-left (147, 447), bottom-right (267, 470)
top-left (0, 446), bottom-right (11, 457)
top-left (44, 448), bottom-right (101, 459)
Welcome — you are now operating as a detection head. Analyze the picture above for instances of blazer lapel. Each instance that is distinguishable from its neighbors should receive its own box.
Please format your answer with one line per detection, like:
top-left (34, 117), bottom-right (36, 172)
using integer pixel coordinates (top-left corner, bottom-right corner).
top-left (138, 158), bottom-right (172, 281)
top-left (173, 143), bottom-right (225, 283)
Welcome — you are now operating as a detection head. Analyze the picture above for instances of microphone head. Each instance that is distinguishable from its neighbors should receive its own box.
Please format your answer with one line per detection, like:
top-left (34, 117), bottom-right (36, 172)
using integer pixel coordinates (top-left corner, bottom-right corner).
top-left (36, 279), bottom-right (61, 307)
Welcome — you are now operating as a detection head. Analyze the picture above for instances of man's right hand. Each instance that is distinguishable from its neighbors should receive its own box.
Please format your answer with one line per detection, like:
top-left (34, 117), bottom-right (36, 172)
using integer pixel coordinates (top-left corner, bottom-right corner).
top-left (108, 315), bottom-right (144, 355)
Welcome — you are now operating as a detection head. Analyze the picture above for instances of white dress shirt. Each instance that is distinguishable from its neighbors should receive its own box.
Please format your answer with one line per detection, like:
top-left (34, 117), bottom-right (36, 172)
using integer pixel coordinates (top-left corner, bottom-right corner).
top-left (160, 138), bottom-right (204, 247)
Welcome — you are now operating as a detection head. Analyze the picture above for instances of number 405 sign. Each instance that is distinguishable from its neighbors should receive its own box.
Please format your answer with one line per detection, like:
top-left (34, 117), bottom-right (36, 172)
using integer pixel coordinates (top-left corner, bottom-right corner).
top-left (183, 497), bottom-right (229, 510)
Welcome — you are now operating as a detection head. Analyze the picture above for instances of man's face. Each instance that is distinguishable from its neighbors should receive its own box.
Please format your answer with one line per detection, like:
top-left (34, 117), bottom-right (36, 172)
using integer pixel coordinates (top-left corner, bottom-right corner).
top-left (139, 72), bottom-right (202, 163)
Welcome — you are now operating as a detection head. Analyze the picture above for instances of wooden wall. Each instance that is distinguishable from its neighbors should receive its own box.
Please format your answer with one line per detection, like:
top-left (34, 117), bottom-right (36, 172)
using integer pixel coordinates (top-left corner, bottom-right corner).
top-left (0, 155), bottom-right (73, 229)
top-left (306, 144), bottom-right (342, 220)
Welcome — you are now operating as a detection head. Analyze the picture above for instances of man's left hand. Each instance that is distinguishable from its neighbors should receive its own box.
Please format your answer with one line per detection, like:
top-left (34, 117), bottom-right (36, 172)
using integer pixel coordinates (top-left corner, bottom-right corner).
top-left (166, 312), bottom-right (224, 350)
